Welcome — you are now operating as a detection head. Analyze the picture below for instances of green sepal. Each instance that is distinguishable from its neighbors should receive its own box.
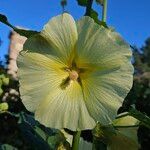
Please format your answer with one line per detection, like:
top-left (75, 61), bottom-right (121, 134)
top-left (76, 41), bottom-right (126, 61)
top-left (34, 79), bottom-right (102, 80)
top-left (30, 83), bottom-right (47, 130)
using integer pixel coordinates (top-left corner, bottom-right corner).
top-left (93, 123), bottom-right (116, 143)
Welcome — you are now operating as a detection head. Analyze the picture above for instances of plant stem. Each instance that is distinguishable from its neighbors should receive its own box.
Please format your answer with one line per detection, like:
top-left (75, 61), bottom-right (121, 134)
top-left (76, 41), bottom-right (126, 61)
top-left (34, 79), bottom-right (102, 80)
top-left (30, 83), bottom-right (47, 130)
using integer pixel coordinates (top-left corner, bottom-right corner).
top-left (102, 0), bottom-right (108, 22)
top-left (72, 131), bottom-right (81, 150)
top-left (85, 0), bottom-right (94, 16)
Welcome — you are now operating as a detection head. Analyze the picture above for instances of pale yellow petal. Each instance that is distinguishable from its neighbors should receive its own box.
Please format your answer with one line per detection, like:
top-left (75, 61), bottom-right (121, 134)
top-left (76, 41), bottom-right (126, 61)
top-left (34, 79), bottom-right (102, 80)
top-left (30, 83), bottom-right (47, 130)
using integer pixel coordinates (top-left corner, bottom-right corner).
top-left (17, 52), bottom-right (67, 112)
top-left (76, 16), bottom-right (133, 125)
top-left (35, 81), bottom-right (95, 131)
top-left (41, 13), bottom-right (78, 65)
top-left (76, 16), bottom-right (131, 67)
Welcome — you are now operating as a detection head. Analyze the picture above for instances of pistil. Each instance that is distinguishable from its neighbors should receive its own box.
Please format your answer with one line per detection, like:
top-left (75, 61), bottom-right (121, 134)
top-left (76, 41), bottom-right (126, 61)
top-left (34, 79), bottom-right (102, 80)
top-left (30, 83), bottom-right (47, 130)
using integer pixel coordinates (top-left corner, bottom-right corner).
top-left (69, 70), bottom-right (79, 81)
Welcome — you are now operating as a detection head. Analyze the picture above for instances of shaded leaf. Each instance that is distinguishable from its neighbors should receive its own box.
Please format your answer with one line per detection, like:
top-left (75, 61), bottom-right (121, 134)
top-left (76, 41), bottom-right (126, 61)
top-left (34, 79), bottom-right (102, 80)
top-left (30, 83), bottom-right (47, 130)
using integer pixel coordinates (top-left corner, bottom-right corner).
top-left (0, 88), bottom-right (3, 96)
top-left (117, 108), bottom-right (150, 129)
top-left (0, 144), bottom-right (17, 150)
top-left (19, 121), bottom-right (50, 150)
top-left (0, 103), bottom-right (8, 112)
top-left (90, 9), bottom-right (99, 23)
top-left (0, 14), bottom-right (39, 38)
top-left (76, 0), bottom-right (108, 27)
top-left (76, 0), bottom-right (87, 6)
top-left (22, 113), bottom-right (70, 149)
top-left (129, 108), bottom-right (150, 128)
top-left (85, 9), bottom-right (108, 27)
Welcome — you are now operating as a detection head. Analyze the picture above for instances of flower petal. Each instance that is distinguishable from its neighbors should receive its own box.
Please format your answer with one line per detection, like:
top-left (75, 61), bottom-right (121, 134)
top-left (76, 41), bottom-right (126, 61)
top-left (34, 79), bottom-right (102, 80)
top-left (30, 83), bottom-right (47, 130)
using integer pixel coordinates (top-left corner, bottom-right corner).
top-left (76, 16), bottom-right (132, 68)
top-left (41, 13), bottom-right (78, 65)
top-left (18, 14), bottom-right (95, 131)
top-left (76, 17), bottom-right (133, 125)
top-left (24, 13), bottom-right (77, 66)
top-left (81, 78), bottom-right (121, 125)
top-left (35, 81), bottom-right (95, 131)
top-left (81, 59), bottom-right (133, 124)
top-left (17, 52), bottom-right (68, 112)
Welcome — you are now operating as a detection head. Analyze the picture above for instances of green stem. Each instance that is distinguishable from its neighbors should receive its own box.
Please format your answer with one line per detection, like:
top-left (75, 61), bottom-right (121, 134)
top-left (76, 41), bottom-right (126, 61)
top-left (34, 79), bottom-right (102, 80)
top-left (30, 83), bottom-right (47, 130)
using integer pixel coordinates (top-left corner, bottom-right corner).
top-left (85, 0), bottom-right (94, 16)
top-left (102, 0), bottom-right (108, 22)
top-left (72, 131), bottom-right (81, 150)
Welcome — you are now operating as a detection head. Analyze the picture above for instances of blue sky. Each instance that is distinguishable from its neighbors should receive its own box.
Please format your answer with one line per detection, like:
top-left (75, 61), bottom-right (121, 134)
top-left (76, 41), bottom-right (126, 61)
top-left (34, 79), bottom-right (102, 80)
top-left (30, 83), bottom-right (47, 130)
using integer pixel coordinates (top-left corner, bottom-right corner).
top-left (0, 0), bottom-right (150, 61)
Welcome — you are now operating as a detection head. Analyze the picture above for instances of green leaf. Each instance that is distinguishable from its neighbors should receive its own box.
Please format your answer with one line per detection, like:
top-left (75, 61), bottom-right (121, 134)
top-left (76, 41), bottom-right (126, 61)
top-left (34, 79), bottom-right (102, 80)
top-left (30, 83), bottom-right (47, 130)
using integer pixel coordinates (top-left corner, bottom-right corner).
top-left (76, 0), bottom-right (88, 6)
top-left (90, 9), bottom-right (108, 27)
top-left (117, 108), bottom-right (150, 129)
top-left (19, 121), bottom-right (51, 150)
top-left (129, 108), bottom-right (150, 128)
top-left (21, 113), bottom-right (70, 149)
top-left (77, 0), bottom-right (104, 6)
top-left (77, 1), bottom-right (108, 27)
top-left (90, 9), bottom-right (99, 23)
top-left (0, 88), bottom-right (3, 96)
top-left (2, 77), bottom-right (9, 86)
top-left (0, 144), bottom-right (17, 150)
top-left (14, 28), bottom-right (39, 38)
top-left (0, 14), bottom-right (39, 38)
top-left (0, 102), bottom-right (8, 112)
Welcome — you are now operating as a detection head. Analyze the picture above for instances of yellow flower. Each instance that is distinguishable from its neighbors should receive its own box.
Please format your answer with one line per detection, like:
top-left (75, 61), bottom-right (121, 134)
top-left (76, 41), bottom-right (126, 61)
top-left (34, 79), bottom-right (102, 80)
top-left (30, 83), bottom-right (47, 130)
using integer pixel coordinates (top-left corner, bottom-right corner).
top-left (17, 13), bottom-right (133, 131)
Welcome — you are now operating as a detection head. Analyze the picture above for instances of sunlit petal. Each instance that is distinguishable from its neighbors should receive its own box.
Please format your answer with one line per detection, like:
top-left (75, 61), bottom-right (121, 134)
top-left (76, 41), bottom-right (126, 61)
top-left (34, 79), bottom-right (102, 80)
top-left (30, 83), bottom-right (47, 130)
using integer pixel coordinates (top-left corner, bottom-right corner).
top-left (35, 81), bottom-right (95, 131)
top-left (18, 52), bottom-right (68, 112)
top-left (76, 16), bottom-right (133, 124)
top-left (41, 13), bottom-right (78, 65)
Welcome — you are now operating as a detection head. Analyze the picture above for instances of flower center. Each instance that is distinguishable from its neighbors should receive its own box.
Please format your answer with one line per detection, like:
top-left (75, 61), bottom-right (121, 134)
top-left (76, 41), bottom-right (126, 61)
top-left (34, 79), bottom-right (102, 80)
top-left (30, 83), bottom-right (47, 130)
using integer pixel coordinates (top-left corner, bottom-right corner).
top-left (69, 70), bottom-right (79, 81)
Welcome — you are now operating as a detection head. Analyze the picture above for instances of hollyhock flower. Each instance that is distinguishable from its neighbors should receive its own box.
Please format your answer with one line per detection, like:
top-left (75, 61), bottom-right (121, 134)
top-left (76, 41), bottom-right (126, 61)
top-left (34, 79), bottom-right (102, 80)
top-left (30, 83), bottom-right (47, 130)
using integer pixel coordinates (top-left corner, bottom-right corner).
top-left (17, 13), bottom-right (133, 131)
